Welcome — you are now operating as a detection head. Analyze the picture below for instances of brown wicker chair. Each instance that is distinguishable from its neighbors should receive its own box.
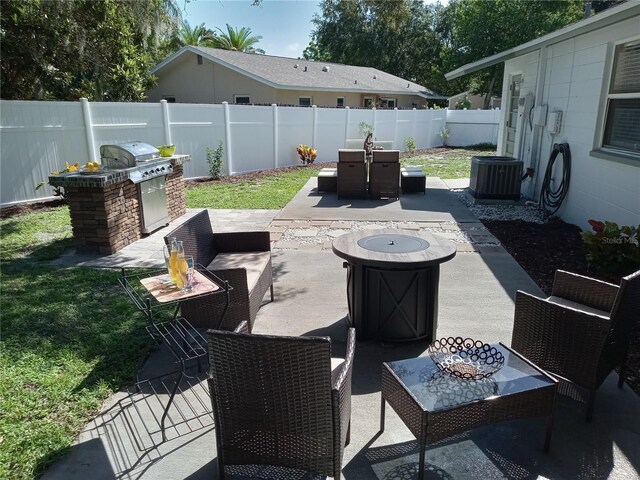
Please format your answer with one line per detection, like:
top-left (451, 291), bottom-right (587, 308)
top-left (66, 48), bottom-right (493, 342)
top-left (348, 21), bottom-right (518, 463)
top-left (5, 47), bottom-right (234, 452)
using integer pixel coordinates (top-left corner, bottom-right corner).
top-left (207, 326), bottom-right (356, 479)
top-left (163, 210), bottom-right (273, 332)
top-left (337, 149), bottom-right (367, 199)
top-left (511, 269), bottom-right (640, 421)
top-left (369, 150), bottom-right (400, 199)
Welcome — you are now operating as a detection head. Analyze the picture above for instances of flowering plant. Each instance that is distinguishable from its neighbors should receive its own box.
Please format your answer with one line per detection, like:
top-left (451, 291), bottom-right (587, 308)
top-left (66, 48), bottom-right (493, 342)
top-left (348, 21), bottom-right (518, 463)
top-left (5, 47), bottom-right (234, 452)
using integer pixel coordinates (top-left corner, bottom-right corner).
top-left (296, 144), bottom-right (317, 165)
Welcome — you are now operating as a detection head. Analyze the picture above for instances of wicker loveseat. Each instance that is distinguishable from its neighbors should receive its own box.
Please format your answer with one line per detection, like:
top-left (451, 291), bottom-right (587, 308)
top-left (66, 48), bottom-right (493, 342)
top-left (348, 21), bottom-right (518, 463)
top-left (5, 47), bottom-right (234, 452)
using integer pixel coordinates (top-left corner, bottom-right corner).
top-left (163, 210), bottom-right (273, 332)
top-left (511, 269), bottom-right (640, 420)
top-left (207, 324), bottom-right (356, 479)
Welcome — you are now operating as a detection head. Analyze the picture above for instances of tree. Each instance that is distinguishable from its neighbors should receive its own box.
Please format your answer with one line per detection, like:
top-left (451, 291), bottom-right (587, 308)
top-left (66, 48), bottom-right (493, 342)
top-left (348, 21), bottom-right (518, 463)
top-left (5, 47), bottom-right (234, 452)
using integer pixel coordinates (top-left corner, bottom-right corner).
top-left (311, 0), bottom-right (441, 93)
top-left (174, 20), bottom-right (217, 48)
top-left (440, 0), bottom-right (584, 106)
top-left (302, 40), bottom-right (330, 61)
top-left (213, 24), bottom-right (265, 54)
top-left (0, 0), bottom-right (181, 101)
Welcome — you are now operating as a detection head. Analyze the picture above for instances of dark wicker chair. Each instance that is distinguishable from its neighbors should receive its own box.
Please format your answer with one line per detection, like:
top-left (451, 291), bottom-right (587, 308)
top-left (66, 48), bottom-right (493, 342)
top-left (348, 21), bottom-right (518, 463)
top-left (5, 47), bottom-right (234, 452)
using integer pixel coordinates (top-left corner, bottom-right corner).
top-left (337, 149), bottom-right (367, 199)
top-left (207, 326), bottom-right (356, 479)
top-left (163, 210), bottom-right (273, 332)
top-left (511, 269), bottom-right (640, 421)
top-left (369, 150), bottom-right (400, 199)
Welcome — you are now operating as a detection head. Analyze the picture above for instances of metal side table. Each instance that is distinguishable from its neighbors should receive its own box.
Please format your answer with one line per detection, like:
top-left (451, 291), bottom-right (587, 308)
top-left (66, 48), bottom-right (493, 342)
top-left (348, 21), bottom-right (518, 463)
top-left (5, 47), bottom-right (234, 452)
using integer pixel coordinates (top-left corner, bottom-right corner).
top-left (119, 265), bottom-right (231, 442)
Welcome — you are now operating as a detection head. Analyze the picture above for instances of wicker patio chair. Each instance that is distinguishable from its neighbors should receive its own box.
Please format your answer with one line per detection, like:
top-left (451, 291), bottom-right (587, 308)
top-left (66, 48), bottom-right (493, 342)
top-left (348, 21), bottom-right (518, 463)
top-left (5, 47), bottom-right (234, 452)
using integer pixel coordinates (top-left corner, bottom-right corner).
top-left (337, 149), bottom-right (367, 199)
top-left (163, 210), bottom-right (273, 332)
top-left (511, 269), bottom-right (640, 421)
top-left (207, 326), bottom-right (356, 479)
top-left (369, 150), bottom-right (400, 199)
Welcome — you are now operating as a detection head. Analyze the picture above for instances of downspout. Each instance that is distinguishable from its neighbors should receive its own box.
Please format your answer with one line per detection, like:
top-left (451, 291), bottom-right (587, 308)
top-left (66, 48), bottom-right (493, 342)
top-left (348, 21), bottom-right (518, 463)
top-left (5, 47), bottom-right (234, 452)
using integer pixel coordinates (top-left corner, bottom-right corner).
top-left (527, 46), bottom-right (549, 200)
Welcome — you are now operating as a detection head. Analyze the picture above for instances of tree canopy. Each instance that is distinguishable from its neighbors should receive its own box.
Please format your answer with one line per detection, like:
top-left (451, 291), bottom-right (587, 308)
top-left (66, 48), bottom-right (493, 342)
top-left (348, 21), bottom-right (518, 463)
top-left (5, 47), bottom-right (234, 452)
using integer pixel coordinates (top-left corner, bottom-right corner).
top-left (440, 0), bottom-right (585, 105)
top-left (1, 0), bottom-right (181, 101)
top-left (173, 20), bottom-right (217, 48)
top-left (212, 24), bottom-right (265, 54)
top-left (310, 0), bottom-right (588, 101)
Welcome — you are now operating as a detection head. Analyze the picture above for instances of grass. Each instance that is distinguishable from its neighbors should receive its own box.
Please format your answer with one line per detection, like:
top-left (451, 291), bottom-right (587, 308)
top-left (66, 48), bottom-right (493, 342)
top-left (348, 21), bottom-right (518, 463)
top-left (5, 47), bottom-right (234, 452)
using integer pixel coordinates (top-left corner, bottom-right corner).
top-left (186, 147), bottom-right (495, 209)
top-left (186, 165), bottom-right (323, 209)
top-left (402, 146), bottom-right (496, 179)
top-left (0, 207), bottom-right (151, 479)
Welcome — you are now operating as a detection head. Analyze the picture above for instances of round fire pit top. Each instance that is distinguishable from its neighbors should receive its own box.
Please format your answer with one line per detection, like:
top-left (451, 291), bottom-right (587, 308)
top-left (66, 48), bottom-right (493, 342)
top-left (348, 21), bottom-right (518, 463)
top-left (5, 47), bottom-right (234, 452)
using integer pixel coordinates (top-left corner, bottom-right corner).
top-left (332, 229), bottom-right (457, 269)
top-left (357, 234), bottom-right (429, 254)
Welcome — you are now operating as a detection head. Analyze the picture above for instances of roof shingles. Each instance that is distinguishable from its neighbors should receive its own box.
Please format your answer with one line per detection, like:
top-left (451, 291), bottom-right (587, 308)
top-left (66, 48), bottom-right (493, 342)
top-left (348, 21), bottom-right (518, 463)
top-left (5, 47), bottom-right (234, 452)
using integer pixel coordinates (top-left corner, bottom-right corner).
top-left (156, 46), bottom-right (445, 99)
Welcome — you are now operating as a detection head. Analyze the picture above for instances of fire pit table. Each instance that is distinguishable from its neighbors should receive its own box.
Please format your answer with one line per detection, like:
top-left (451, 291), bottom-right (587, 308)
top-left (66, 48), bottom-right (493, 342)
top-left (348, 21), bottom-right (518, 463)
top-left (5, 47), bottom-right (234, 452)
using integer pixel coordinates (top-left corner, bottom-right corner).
top-left (332, 229), bottom-right (456, 342)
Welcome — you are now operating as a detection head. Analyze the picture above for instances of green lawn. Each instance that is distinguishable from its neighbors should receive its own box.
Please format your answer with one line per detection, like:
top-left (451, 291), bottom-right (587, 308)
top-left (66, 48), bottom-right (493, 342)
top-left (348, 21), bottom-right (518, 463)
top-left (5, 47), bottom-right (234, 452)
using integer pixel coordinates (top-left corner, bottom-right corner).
top-left (402, 146), bottom-right (496, 179)
top-left (186, 147), bottom-right (495, 209)
top-left (186, 164), bottom-right (324, 209)
top-left (0, 207), bottom-right (151, 479)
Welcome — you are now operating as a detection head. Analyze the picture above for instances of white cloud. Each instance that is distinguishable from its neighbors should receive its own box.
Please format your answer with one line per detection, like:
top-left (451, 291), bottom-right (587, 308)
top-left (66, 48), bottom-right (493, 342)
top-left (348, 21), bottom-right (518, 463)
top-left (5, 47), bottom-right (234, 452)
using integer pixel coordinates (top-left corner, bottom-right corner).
top-left (286, 43), bottom-right (300, 52)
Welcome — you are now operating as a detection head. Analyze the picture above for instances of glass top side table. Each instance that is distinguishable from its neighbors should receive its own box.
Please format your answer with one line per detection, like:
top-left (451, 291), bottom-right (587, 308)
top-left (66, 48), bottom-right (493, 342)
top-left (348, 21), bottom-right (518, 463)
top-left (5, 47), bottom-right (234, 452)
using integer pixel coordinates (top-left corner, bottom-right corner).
top-left (381, 343), bottom-right (558, 480)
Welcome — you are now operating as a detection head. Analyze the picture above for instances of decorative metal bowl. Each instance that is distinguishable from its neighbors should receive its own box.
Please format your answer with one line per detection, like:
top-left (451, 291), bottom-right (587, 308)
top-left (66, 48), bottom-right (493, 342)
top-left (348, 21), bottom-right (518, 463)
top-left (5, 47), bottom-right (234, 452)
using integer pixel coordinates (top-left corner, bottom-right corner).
top-left (427, 337), bottom-right (505, 380)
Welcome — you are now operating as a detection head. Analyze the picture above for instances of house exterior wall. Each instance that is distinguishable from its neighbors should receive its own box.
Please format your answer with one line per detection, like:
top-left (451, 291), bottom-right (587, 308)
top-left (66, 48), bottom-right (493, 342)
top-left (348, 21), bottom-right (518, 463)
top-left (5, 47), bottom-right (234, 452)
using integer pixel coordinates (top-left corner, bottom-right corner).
top-left (149, 52), bottom-right (428, 108)
top-left (147, 52), bottom-right (216, 103)
top-left (500, 15), bottom-right (640, 229)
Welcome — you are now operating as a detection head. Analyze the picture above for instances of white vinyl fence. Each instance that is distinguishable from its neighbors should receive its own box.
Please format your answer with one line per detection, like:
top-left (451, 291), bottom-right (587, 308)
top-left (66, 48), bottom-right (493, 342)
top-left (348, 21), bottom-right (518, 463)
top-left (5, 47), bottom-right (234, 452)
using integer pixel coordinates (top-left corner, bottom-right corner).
top-left (0, 100), bottom-right (499, 206)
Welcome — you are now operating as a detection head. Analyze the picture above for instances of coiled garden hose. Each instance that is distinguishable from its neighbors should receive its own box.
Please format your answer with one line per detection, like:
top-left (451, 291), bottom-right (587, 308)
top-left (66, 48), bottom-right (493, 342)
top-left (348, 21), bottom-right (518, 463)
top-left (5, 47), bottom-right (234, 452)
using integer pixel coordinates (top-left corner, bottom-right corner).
top-left (539, 142), bottom-right (571, 217)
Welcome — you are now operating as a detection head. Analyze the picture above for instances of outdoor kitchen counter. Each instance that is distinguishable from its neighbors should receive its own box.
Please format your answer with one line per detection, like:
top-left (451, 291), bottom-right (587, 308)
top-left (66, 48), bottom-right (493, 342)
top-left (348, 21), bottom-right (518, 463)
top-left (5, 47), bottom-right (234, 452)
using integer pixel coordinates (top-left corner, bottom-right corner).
top-left (48, 154), bottom-right (190, 188)
top-left (53, 154), bottom-right (190, 255)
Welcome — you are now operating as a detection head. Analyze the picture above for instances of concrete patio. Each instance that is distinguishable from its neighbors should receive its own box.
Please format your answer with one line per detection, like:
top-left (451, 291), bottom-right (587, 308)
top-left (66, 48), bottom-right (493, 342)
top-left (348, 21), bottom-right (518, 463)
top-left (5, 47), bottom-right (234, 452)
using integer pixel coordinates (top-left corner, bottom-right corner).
top-left (44, 177), bottom-right (640, 479)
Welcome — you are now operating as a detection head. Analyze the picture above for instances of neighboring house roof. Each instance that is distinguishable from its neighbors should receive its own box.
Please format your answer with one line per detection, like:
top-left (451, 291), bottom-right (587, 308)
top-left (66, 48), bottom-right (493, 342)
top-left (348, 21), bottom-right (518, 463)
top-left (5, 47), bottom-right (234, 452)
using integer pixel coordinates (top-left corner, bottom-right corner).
top-left (152, 46), bottom-right (448, 100)
top-left (445, 1), bottom-right (640, 80)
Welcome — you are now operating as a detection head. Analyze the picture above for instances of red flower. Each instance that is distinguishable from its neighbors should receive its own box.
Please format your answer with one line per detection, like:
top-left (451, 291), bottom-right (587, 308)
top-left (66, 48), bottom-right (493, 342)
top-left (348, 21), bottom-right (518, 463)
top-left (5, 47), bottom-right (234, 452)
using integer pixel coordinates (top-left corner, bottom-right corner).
top-left (588, 219), bottom-right (605, 233)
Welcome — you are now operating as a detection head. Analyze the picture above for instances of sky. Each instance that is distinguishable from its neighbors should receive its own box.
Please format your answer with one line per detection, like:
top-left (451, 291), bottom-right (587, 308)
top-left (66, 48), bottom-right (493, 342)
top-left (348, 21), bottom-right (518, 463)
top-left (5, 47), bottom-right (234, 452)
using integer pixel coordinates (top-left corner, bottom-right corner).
top-left (183, 0), bottom-right (448, 59)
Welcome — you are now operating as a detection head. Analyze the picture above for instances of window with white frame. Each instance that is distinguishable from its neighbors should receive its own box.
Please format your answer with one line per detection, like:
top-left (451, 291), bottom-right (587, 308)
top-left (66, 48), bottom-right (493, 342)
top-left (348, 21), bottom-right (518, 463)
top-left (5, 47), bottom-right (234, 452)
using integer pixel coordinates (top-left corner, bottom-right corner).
top-left (336, 97), bottom-right (345, 107)
top-left (234, 95), bottom-right (251, 104)
top-left (363, 97), bottom-right (374, 108)
top-left (299, 96), bottom-right (312, 106)
top-left (380, 97), bottom-right (396, 108)
top-left (602, 39), bottom-right (640, 157)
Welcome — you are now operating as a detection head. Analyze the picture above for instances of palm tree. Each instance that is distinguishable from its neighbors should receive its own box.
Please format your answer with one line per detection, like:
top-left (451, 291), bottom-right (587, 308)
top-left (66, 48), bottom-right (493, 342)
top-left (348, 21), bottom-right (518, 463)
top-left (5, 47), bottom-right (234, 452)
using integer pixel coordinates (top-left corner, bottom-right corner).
top-left (175, 21), bottom-right (217, 48)
top-left (213, 24), bottom-right (265, 54)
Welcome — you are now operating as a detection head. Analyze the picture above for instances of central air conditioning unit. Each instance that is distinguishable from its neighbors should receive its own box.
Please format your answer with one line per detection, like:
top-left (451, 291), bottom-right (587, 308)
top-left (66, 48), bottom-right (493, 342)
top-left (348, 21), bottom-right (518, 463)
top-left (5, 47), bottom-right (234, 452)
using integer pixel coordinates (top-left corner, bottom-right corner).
top-left (469, 156), bottom-right (523, 200)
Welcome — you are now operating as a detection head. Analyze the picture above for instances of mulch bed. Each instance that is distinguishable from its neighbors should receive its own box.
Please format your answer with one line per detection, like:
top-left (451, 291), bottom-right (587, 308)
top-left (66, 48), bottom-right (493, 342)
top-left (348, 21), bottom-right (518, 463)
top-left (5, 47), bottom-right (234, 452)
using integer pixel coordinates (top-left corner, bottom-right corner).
top-left (482, 217), bottom-right (639, 397)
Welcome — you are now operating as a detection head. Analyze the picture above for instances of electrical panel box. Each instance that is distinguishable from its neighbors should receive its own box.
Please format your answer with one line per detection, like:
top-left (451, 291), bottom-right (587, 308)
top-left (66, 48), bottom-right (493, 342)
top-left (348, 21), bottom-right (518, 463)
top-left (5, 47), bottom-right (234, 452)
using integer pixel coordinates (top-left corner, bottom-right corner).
top-left (547, 111), bottom-right (563, 134)
top-left (533, 105), bottom-right (548, 126)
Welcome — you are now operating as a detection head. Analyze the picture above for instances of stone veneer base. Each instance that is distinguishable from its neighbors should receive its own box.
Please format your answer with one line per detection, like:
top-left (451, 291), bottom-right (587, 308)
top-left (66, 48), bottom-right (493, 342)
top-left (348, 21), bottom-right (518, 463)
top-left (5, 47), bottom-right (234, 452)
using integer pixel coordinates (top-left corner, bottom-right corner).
top-left (65, 165), bottom-right (186, 255)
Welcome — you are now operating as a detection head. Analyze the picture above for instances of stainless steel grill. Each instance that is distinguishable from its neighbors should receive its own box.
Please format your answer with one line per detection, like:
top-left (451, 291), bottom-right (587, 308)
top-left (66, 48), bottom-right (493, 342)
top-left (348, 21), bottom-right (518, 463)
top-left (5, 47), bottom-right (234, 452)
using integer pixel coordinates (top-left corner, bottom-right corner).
top-left (100, 142), bottom-right (172, 233)
top-left (128, 161), bottom-right (174, 184)
top-left (100, 142), bottom-right (160, 168)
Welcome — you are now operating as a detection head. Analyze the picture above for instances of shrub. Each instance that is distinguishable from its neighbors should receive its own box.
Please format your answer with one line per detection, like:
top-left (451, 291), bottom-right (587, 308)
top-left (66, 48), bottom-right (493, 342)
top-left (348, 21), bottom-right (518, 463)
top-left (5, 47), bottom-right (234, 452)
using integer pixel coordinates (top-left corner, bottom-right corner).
top-left (405, 137), bottom-right (416, 153)
top-left (437, 127), bottom-right (450, 147)
top-left (206, 141), bottom-right (225, 179)
top-left (581, 220), bottom-right (640, 278)
top-left (455, 95), bottom-right (472, 110)
top-left (358, 122), bottom-right (374, 137)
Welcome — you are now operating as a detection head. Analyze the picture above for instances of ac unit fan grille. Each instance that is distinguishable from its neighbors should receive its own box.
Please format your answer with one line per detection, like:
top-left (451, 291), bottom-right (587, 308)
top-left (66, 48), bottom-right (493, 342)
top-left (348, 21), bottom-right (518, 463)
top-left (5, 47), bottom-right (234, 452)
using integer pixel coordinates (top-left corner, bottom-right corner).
top-left (469, 156), bottom-right (523, 200)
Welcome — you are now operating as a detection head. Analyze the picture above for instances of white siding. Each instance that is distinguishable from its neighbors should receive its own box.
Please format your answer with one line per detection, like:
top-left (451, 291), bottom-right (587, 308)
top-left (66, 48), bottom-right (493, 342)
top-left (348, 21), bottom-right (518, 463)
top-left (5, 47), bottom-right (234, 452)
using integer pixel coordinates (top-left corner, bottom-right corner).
top-left (502, 15), bottom-right (640, 229)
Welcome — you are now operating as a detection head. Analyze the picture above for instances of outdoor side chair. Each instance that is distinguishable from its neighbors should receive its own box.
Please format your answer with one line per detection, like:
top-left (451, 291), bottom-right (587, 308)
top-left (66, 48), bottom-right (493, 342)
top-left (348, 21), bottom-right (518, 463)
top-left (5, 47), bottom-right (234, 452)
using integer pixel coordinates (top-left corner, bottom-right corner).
top-left (163, 209), bottom-right (273, 332)
top-left (369, 150), bottom-right (400, 199)
top-left (207, 325), bottom-right (356, 479)
top-left (337, 149), bottom-right (367, 199)
top-left (511, 269), bottom-right (640, 421)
